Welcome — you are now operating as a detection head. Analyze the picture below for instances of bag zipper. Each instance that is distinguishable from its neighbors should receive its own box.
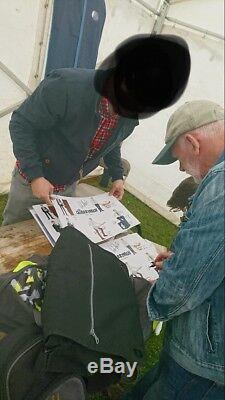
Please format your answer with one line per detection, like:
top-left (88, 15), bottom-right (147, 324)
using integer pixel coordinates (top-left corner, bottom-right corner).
top-left (6, 337), bottom-right (42, 400)
top-left (88, 244), bottom-right (100, 345)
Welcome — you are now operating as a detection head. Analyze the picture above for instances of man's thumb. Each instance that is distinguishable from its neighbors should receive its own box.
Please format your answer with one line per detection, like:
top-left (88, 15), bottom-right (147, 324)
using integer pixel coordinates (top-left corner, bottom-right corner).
top-left (45, 194), bottom-right (53, 206)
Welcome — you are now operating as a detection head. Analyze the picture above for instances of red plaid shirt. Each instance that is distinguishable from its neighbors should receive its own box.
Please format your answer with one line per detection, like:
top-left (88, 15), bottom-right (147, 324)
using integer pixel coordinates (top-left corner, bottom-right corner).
top-left (16, 97), bottom-right (119, 192)
top-left (87, 96), bottom-right (119, 159)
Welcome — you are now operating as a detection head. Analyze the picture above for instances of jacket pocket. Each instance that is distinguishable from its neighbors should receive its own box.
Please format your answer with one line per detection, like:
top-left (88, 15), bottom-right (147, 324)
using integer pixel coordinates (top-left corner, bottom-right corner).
top-left (206, 303), bottom-right (215, 353)
top-left (42, 140), bottom-right (81, 184)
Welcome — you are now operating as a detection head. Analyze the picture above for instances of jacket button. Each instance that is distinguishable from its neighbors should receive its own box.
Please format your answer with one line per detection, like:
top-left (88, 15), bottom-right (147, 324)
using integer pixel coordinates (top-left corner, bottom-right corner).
top-left (44, 158), bottom-right (50, 165)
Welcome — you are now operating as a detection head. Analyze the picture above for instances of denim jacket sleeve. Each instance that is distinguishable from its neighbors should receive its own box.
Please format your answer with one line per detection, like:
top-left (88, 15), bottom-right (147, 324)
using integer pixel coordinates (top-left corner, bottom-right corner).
top-left (147, 163), bottom-right (225, 321)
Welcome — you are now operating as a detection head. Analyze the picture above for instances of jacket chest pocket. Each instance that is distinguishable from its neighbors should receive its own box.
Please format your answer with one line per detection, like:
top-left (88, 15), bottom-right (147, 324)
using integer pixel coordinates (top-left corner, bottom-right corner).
top-left (42, 141), bottom-right (84, 184)
top-left (205, 300), bottom-right (222, 356)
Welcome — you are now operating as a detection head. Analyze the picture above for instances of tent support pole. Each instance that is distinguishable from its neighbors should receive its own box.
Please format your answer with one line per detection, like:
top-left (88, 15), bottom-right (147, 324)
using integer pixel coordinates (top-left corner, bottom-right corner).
top-left (131, 0), bottom-right (159, 16)
top-left (0, 61), bottom-right (32, 95)
top-left (28, 1), bottom-right (53, 89)
top-left (152, 0), bottom-right (170, 34)
top-left (165, 16), bottom-right (224, 41)
top-left (131, 0), bottom-right (224, 41)
top-left (0, 101), bottom-right (24, 119)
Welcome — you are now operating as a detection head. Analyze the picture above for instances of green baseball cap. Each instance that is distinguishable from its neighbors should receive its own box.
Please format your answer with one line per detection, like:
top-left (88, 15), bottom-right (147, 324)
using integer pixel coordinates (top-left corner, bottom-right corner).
top-left (152, 100), bottom-right (224, 165)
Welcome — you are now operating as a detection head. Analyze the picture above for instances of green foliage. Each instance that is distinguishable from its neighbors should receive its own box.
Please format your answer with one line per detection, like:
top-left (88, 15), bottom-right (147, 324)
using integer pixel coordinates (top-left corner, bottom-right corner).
top-left (0, 194), bottom-right (7, 225)
top-left (122, 191), bottom-right (177, 248)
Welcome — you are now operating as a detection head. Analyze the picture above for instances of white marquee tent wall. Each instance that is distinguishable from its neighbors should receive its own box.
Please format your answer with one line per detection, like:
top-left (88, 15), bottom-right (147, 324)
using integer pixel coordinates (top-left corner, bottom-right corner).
top-left (0, 0), bottom-right (224, 225)
top-left (0, 0), bottom-right (53, 190)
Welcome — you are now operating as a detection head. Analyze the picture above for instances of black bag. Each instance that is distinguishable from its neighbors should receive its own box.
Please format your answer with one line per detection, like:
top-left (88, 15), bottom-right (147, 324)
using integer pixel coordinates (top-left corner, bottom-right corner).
top-left (0, 230), bottom-right (150, 399)
top-left (0, 261), bottom-right (86, 400)
top-left (0, 253), bottom-right (137, 399)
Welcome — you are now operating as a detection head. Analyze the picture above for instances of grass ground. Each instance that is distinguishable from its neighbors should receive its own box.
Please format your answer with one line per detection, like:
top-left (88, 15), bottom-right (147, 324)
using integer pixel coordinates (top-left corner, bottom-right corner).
top-left (0, 177), bottom-right (177, 399)
top-left (0, 194), bottom-right (7, 225)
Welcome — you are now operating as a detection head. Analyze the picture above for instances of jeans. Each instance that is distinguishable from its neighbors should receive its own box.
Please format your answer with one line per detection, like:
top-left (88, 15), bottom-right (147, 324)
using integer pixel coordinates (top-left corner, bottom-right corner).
top-left (123, 353), bottom-right (224, 400)
top-left (2, 168), bottom-right (77, 226)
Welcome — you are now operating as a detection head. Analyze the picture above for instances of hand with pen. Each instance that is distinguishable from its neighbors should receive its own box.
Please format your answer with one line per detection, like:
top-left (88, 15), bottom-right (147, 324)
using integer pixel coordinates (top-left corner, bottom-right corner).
top-left (154, 251), bottom-right (174, 271)
top-left (147, 251), bottom-right (174, 284)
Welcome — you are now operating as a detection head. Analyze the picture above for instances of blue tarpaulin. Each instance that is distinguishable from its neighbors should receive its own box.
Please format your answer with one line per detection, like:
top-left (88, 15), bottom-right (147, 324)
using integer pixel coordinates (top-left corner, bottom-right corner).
top-left (45, 0), bottom-right (106, 75)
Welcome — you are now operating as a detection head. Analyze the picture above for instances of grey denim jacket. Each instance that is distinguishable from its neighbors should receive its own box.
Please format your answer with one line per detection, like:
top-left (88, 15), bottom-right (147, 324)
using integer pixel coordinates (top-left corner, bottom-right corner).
top-left (147, 152), bottom-right (225, 385)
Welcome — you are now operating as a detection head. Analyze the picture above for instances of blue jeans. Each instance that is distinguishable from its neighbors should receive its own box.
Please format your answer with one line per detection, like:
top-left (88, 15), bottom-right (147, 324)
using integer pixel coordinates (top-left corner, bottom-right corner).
top-left (123, 353), bottom-right (224, 400)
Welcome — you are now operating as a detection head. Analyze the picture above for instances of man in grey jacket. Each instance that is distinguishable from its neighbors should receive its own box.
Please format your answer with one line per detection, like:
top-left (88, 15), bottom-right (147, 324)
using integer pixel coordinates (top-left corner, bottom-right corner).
top-left (124, 100), bottom-right (224, 399)
top-left (2, 34), bottom-right (190, 225)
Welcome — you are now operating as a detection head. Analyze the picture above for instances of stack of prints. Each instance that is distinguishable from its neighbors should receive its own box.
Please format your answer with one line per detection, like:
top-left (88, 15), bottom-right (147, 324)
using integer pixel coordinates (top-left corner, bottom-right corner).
top-left (30, 193), bottom-right (159, 281)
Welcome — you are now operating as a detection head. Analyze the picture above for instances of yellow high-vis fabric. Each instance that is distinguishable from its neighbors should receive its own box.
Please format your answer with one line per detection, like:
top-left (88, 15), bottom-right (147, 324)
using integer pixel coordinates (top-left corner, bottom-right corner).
top-left (13, 260), bottom-right (37, 272)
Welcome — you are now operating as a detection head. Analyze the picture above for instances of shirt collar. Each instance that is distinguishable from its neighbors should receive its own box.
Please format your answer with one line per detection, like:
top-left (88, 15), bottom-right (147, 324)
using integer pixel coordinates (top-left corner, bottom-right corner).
top-left (99, 96), bottom-right (119, 119)
top-left (214, 150), bottom-right (225, 166)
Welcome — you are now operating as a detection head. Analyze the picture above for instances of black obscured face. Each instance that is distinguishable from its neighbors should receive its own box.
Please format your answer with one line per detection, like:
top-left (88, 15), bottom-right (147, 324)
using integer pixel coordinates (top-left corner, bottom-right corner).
top-left (94, 34), bottom-right (191, 119)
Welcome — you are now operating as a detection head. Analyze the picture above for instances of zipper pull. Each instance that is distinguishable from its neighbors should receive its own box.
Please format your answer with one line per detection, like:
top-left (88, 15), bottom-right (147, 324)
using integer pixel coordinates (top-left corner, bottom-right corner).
top-left (79, 167), bottom-right (83, 180)
top-left (90, 328), bottom-right (100, 345)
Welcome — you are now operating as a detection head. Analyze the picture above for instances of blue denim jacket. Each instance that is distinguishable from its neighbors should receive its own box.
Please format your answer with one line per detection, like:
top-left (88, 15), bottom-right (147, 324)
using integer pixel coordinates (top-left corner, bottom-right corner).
top-left (147, 152), bottom-right (225, 385)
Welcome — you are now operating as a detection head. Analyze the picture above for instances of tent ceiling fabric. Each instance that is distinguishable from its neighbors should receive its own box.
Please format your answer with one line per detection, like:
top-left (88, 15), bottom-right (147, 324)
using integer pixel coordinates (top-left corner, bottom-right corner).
top-left (143, 0), bottom-right (161, 10)
top-left (0, 0), bottom-right (53, 114)
top-left (170, 0), bottom-right (193, 4)
top-left (0, 0), bottom-right (224, 224)
top-left (167, 0), bottom-right (224, 37)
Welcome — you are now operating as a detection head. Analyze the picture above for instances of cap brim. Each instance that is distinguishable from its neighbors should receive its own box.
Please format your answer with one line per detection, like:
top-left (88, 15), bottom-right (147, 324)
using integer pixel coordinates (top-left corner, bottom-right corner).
top-left (152, 139), bottom-right (177, 165)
